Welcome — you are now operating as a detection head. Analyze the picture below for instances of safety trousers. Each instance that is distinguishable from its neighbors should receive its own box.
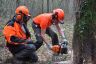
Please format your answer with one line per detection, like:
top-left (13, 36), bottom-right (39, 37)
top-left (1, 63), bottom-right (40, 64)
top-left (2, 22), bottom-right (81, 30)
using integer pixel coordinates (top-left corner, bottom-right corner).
top-left (7, 43), bottom-right (38, 63)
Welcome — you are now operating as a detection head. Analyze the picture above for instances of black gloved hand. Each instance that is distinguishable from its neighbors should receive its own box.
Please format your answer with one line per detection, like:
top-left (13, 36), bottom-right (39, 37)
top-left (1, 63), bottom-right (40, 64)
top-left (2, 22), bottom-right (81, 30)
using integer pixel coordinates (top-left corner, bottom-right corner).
top-left (61, 39), bottom-right (68, 47)
top-left (25, 39), bottom-right (33, 44)
top-left (25, 39), bottom-right (36, 51)
top-left (60, 39), bottom-right (68, 54)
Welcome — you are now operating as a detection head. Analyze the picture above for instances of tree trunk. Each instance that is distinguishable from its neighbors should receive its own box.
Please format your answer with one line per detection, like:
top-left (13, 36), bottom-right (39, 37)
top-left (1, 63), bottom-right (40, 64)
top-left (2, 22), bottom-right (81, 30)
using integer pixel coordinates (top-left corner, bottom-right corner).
top-left (16, 0), bottom-right (20, 7)
top-left (73, 0), bottom-right (96, 64)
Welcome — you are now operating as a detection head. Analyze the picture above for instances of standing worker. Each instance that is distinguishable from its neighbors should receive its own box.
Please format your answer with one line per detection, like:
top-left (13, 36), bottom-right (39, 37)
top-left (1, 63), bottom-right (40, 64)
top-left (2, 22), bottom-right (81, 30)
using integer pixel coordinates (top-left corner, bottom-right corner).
top-left (32, 8), bottom-right (68, 54)
top-left (3, 6), bottom-right (38, 64)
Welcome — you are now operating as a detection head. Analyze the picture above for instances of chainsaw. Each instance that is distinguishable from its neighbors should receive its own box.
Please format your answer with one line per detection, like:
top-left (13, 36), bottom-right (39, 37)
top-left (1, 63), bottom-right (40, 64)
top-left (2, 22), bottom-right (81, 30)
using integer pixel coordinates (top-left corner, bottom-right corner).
top-left (45, 38), bottom-right (68, 54)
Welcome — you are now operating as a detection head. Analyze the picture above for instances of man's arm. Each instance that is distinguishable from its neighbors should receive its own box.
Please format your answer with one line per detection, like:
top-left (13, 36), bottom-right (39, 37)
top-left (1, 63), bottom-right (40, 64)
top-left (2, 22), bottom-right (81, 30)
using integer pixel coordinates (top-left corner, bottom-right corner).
top-left (10, 36), bottom-right (26, 43)
top-left (10, 36), bottom-right (33, 44)
top-left (55, 24), bottom-right (66, 39)
top-left (41, 29), bottom-right (51, 49)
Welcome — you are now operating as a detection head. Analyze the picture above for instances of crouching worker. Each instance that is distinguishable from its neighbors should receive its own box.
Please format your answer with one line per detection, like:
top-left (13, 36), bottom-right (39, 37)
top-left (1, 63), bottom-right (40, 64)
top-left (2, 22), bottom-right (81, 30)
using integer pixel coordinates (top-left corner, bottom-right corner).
top-left (3, 6), bottom-right (38, 63)
top-left (32, 8), bottom-right (68, 54)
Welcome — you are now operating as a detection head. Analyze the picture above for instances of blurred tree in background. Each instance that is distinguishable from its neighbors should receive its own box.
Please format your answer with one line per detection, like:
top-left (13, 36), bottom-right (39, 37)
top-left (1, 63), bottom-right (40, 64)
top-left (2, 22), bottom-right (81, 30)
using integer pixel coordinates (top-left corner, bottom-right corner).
top-left (73, 0), bottom-right (96, 64)
top-left (0, 0), bottom-right (73, 19)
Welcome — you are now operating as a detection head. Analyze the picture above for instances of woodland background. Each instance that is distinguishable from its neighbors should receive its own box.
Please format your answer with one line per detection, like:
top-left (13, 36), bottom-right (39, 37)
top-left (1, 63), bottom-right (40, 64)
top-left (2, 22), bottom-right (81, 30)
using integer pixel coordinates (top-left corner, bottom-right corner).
top-left (0, 0), bottom-right (96, 64)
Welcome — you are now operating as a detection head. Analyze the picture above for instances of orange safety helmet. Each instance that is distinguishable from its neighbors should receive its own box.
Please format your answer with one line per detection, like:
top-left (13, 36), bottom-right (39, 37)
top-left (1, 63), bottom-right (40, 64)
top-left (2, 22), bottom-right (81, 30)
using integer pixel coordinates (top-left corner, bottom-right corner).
top-left (53, 8), bottom-right (64, 21)
top-left (15, 6), bottom-right (30, 21)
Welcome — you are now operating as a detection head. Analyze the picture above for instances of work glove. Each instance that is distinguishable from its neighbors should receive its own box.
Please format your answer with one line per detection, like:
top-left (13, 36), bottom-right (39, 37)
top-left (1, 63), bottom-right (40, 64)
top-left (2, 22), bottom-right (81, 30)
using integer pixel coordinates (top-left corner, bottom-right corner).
top-left (25, 39), bottom-right (35, 48)
top-left (62, 39), bottom-right (68, 46)
top-left (60, 39), bottom-right (68, 54)
top-left (25, 39), bottom-right (33, 44)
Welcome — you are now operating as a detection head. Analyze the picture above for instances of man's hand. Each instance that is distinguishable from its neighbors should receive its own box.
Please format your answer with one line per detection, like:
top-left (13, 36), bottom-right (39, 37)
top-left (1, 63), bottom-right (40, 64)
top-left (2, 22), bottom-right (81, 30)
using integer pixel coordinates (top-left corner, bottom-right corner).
top-left (25, 39), bottom-right (33, 44)
top-left (25, 39), bottom-right (36, 51)
top-left (62, 39), bottom-right (68, 45)
top-left (60, 39), bottom-right (68, 54)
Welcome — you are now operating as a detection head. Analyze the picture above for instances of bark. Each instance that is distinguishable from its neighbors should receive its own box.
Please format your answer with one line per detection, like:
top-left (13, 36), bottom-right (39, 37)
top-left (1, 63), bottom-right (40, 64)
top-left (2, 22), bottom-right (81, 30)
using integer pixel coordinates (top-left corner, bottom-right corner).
top-left (73, 0), bottom-right (96, 64)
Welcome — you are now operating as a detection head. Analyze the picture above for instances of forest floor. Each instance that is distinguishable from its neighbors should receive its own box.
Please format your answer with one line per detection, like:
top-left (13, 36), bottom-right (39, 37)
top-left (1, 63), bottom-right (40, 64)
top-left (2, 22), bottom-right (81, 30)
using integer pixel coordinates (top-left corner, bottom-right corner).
top-left (0, 18), bottom-right (75, 64)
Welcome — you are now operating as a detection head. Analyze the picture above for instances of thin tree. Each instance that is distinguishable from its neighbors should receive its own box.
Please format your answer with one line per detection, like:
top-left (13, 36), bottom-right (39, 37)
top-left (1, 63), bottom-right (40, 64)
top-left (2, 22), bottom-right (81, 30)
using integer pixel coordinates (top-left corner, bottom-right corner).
top-left (16, 0), bottom-right (20, 7)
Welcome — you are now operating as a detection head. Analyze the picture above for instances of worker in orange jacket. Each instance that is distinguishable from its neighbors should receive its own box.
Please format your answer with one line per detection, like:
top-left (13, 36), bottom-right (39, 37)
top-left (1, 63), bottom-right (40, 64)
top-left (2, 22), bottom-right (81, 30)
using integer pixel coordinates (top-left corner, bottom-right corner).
top-left (32, 9), bottom-right (68, 54)
top-left (3, 6), bottom-right (38, 63)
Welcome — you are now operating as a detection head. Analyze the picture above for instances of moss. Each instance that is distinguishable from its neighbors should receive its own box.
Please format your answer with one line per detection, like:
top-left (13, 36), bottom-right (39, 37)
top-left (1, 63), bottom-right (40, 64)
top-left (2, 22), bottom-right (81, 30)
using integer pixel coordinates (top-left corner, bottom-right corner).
top-left (74, 0), bottom-right (96, 40)
top-left (73, 0), bottom-right (96, 63)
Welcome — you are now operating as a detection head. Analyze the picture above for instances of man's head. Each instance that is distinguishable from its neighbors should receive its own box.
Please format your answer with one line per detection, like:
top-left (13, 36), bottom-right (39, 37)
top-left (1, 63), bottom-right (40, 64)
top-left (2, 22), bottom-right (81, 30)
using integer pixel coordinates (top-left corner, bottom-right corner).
top-left (52, 8), bottom-right (64, 24)
top-left (15, 6), bottom-right (31, 23)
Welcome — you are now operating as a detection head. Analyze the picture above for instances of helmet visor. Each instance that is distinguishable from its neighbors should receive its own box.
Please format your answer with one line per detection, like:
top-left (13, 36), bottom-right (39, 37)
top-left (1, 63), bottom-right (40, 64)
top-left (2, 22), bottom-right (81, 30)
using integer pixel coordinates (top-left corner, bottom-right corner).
top-left (23, 15), bottom-right (31, 23)
top-left (59, 20), bottom-right (64, 24)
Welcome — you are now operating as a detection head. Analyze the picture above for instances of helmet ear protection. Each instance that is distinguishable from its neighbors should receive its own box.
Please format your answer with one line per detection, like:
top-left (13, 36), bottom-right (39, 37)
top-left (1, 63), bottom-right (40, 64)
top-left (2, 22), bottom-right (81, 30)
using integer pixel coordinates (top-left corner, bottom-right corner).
top-left (52, 12), bottom-right (58, 20)
top-left (16, 11), bottom-right (23, 21)
top-left (52, 12), bottom-right (58, 24)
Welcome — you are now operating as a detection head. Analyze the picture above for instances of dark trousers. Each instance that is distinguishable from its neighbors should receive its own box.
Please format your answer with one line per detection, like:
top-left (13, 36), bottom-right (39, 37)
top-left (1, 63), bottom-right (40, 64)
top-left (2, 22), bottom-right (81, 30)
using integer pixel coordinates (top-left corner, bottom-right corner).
top-left (7, 43), bottom-right (38, 63)
top-left (32, 22), bottom-right (59, 50)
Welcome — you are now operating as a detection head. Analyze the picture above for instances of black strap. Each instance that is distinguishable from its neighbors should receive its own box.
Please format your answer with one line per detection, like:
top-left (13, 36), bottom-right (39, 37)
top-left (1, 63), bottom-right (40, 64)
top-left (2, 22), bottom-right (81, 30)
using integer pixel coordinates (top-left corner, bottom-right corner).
top-left (22, 23), bottom-right (31, 38)
top-left (5, 16), bottom-right (16, 27)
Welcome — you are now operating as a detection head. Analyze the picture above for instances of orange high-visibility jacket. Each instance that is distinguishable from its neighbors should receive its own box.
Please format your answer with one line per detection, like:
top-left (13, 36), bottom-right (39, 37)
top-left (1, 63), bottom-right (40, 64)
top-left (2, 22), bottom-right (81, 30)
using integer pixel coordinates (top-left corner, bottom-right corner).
top-left (3, 21), bottom-right (29, 45)
top-left (33, 13), bottom-right (52, 30)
